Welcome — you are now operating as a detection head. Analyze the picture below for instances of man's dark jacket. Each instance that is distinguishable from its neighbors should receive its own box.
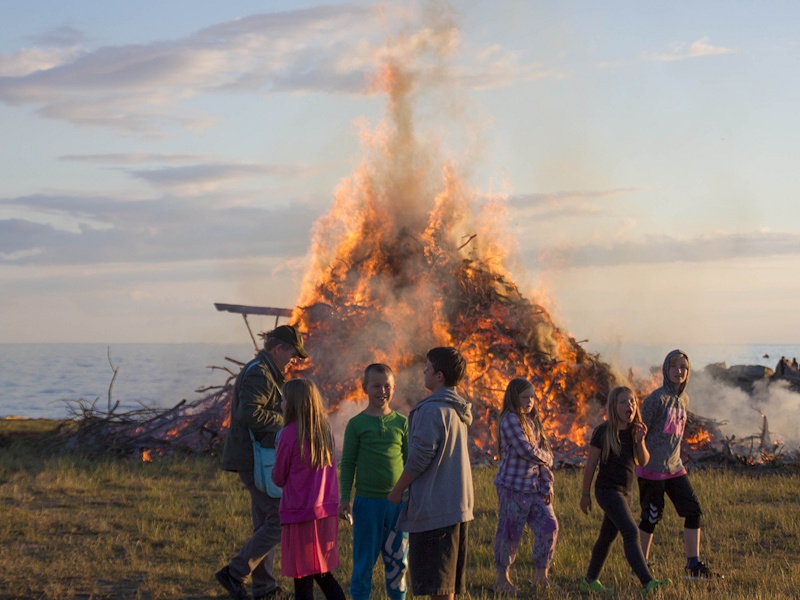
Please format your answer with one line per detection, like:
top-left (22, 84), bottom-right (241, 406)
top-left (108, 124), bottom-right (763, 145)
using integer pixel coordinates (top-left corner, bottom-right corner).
top-left (220, 350), bottom-right (285, 472)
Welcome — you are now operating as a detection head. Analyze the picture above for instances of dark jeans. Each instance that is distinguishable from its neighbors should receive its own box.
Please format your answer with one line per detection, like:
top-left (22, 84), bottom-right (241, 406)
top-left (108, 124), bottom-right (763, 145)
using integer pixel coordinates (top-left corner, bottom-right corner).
top-left (294, 572), bottom-right (345, 600)
top-left (587, 487), bottom-right (652, 586)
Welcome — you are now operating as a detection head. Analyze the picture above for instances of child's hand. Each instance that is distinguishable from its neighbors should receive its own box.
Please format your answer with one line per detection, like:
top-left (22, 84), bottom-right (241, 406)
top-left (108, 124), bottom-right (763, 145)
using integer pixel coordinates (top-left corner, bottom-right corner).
top-left (387, 488), bottom-right (402, 505)
top-left (580, 494), bottom-right (592, 514)
top-left (543, 490), bottom-right (554, 505)
top-left (632, 422), bottom-right (648, 444)
top-left (337, 501), bottom-right (351, 520)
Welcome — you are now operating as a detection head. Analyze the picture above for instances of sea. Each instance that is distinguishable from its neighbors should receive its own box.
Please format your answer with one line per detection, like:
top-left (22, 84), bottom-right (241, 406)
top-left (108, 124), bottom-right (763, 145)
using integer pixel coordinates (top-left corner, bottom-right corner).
top-left (1, 342), bottom-right (799, 420)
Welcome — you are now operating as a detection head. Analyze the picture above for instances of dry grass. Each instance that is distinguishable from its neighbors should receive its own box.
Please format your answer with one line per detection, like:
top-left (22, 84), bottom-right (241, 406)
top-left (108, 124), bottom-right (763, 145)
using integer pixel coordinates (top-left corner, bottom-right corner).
top-left (1, 419), bottom-right (798, 599)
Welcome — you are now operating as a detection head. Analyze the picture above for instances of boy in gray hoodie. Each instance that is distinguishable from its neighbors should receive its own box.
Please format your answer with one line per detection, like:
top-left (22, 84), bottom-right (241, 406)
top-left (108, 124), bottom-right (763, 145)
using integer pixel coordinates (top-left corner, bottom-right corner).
top-left (388, 347), bottom-right (474, 600)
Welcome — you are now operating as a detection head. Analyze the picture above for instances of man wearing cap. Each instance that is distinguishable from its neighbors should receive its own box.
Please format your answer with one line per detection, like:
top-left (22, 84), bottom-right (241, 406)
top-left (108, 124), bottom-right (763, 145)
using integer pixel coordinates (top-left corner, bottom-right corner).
top-left (217, 325), bottom-right (309, 600)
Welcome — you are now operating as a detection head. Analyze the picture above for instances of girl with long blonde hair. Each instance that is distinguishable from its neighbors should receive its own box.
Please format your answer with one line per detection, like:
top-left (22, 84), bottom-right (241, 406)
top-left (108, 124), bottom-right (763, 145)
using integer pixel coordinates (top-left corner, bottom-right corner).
top-left (492, 377), bottom-right (559, 592)
top-left (579, 386), bottom-right (671, 596)
top-left (272, 379), bottom-right (345, 600)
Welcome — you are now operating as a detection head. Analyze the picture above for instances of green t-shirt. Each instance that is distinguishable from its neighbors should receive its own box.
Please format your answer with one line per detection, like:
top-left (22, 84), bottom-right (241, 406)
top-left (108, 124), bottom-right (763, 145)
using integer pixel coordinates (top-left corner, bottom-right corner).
top-left (339, 410), bottom-right (408, 501)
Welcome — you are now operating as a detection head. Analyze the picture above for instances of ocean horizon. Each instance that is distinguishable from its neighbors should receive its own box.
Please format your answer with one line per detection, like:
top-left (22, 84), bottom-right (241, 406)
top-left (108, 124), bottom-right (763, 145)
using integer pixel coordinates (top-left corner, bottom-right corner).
top-left (1, 342), bottom-right (799, 420)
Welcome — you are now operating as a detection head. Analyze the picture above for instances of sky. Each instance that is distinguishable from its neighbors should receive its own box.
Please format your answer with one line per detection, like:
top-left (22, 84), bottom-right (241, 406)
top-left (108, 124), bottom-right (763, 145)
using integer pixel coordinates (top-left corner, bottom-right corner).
top-left (2, 1), bottom-right (800, 349)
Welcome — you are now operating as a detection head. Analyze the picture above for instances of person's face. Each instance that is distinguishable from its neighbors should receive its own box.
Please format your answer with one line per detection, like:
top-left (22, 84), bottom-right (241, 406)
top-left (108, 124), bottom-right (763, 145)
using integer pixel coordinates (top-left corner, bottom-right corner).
top-left (364, 372), bottom-right (395, 410)
top-left (614, 390), bottom-right (637, 426)
top-left (668, 356), bottom-right (689, 387)
top-left (280, 395), bottom-right (287, 416)
top-left (517, 386), bottom-right (537, 415)
top-left (423, 360), bottom-right (441, 391)
top-left (274, 343), bottom-right (300, 373)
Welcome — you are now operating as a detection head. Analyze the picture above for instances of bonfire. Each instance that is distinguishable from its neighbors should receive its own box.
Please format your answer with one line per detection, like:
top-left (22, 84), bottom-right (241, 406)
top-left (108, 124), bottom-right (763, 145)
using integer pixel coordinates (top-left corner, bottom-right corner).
top-left (56, 14), bottom-right (777, 468)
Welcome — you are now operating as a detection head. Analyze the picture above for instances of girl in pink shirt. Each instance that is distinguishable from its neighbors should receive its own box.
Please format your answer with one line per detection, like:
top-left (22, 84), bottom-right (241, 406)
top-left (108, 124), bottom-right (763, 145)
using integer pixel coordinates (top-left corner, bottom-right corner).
top-left (272, 379), bottom-right (345, 600)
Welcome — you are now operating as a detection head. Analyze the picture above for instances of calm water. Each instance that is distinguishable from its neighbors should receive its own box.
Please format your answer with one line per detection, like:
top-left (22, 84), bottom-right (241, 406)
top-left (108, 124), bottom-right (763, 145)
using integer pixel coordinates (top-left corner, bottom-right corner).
top-left (1, 342), bottom-right (799, 419)
top-left (0, 343), bottom-right (254, 419)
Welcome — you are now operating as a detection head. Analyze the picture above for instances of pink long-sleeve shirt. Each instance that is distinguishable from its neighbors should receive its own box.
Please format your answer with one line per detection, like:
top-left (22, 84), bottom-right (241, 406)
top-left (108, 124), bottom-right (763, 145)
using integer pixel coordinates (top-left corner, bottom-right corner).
top-left (272, 422), bottom-right (339, 524)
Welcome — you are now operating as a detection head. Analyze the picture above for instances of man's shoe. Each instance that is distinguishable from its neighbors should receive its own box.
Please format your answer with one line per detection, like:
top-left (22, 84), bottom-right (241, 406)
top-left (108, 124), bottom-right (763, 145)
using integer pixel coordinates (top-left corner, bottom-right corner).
top-left (643, 578), bottom-right (672, 596)
top-left (579, 578), bottom-right (612, 595)
top-left (254, 587), bottom-right (293, 600)
top-left (215, 566), bottom-right (252, 600)
top-left (685, 560), bottom-right (724, 580)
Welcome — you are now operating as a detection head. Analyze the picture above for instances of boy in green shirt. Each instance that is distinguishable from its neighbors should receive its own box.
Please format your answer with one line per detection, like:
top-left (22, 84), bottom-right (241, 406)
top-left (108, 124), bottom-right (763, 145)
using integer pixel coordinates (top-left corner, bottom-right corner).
top-left (338, 363), bottom-right (409, 600)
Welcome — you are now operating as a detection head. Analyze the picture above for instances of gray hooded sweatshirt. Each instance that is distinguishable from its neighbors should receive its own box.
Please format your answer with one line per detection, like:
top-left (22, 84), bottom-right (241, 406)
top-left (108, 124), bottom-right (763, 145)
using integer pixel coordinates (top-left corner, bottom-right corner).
top-left (639, 349), bottom-right (691, 476)
top-left (397, 386), bottom-right (474, 533)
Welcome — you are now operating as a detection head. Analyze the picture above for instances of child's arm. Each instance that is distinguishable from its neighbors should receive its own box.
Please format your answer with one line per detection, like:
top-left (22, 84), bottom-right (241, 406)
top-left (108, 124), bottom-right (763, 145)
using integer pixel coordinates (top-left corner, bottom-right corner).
top-left (632, 422), bottom-right (650, 466)
top-left (338, 419), bottom-right (359, 519)
top-left (387, 469), bottom-right (416, 505)
top-left (580, 445), bottom-right (600, 514)
top-left (503, 413), bottom-right (553, 466)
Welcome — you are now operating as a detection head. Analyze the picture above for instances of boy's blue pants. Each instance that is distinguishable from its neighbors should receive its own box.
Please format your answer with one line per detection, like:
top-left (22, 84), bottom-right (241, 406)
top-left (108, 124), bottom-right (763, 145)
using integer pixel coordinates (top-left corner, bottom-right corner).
top-left (350, 496), bottom-right (408, 600)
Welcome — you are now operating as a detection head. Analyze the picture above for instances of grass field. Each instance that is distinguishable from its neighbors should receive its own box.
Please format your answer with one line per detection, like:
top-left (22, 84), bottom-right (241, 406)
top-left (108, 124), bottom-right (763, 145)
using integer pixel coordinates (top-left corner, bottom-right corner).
top-left (1, 419), bottom-right (798, 599)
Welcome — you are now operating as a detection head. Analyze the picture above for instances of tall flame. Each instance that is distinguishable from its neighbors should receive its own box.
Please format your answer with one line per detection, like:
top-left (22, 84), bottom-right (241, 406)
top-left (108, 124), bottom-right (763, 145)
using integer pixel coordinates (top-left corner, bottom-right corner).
top-left (290, 17), bottom-right (612, 459)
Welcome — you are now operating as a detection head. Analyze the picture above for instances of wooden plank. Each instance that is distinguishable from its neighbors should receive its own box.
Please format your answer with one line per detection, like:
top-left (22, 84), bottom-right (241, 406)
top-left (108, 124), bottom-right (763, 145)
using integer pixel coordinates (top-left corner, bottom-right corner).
top-left (213, 303), bottom-right (293, 317)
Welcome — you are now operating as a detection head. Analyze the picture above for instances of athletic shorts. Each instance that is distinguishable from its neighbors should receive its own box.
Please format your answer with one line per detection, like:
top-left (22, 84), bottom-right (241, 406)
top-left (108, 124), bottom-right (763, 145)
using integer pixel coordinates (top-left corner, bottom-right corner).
top-left (408, 522), bottom-right (469, 596)
top-left (638, 474), bottom-right (702, 532)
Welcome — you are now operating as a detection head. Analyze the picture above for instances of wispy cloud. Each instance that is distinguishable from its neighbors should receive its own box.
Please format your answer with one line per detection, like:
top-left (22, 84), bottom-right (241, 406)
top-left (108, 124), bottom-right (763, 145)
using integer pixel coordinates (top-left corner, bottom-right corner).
top-left (0, 5), bottom-right (383, 133)
top-left (0, 4), bottom-right (563, 134)
top-left (599, 36), bottom-right (735, 68)
top-left (641, 36), bottom-right (735, 62)
top-left (508, 188), bottom-right (649, 220)
top-left (0, 192), bottom-right (323, 266)
top-left (539, 230), bottom-right (800, 268)
top-left (127, 162), bottom-right (316, 193)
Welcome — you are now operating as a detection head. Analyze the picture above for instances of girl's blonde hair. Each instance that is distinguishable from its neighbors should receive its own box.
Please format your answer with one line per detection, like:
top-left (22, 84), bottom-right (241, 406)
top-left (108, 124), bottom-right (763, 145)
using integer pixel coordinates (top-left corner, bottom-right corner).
top-left (601, 386), bottom-right (641, 463)
top-left (282, 378), bottom-right (333, 468)
top-left (498, 377), bottom-right (551, 457)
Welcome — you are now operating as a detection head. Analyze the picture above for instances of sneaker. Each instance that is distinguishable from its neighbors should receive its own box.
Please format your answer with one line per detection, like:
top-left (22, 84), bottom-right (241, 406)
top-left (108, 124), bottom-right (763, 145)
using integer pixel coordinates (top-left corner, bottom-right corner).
top-left (215, 566), bottom-right (252, 600)
top-left (254, 588), bottom-right (293, 600)
top-left (643, 578), bottom-right (672, 596)
top-left (579, 578), bottom-right (612, 595)
top-left (685, 560), bottom-right (724, 580)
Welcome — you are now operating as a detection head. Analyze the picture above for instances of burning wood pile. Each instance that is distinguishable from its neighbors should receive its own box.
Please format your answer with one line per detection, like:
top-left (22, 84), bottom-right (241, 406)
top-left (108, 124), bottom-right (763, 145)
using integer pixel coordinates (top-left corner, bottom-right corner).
top-left (53, 31), bottom-right (792, 469)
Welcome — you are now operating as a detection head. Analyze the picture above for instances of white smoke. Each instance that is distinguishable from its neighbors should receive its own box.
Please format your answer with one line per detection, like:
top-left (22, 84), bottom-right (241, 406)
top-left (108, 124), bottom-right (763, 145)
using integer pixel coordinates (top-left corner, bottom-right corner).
top-left (688, 369), bottom-right (800, 450)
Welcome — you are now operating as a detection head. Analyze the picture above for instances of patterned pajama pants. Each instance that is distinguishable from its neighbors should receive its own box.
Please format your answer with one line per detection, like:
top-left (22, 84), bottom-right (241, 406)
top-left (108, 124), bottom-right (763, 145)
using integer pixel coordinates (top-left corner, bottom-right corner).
top-left (493, 485), bottom-right (559, 571)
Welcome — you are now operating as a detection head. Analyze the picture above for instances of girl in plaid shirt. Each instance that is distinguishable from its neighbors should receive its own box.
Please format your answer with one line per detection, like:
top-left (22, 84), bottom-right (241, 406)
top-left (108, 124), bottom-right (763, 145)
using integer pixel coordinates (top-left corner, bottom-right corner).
top-left (492, 378), bottom-right (558, 593)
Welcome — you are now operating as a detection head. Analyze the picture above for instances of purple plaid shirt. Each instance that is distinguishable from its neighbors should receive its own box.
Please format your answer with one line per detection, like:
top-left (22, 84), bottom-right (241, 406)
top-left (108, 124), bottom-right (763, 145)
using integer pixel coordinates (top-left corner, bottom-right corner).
top-left (494, 412), bottom-right (554, 495)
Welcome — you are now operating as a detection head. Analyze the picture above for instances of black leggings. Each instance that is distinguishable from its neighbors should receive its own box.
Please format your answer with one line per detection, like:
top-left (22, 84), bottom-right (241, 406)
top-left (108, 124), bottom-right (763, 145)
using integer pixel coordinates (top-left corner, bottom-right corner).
top-left (293, 572), bottom-right (345, 600)
top-left (587, 487), bottom-right (653, 586)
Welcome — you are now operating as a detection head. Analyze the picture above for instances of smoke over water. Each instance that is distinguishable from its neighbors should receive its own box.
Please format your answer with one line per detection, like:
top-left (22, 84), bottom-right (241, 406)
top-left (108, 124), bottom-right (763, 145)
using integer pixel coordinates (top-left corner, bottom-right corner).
top-left (288, 10), bottom-right (614, 459)
top-left (689, 372), bottom-right (800, 451)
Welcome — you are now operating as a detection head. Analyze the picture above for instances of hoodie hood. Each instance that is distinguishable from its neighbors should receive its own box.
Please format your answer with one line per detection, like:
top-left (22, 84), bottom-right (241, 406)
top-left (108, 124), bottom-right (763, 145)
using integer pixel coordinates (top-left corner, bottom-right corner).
top-left (662, 349), bottom-right (690, 396)
top-left (412, 386), bottom-right (473, 426)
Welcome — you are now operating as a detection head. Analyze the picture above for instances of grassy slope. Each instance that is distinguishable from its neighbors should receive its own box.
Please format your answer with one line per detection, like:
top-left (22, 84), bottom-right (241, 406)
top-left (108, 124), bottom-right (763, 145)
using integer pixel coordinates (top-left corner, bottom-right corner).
top-left (1, 419), bottom-right (798, 599)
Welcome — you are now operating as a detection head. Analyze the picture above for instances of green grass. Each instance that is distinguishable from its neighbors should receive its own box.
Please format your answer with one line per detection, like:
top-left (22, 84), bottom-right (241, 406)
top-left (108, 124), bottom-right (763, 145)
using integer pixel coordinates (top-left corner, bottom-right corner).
top-left (1, 419), bottom-right (799, 599)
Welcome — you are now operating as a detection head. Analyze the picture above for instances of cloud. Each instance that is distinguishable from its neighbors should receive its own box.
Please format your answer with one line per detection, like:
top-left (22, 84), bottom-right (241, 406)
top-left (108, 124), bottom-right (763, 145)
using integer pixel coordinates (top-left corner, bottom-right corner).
top-left (539, 230), bottom-right (800, 268)
top-left (508, 187), bottom-right (649, 220)
top-left (0, 5), bottom-right (389, 133)
top-left (0, 192), bottom-right (324, 266)
top-left (60, 152), bottom-right (216, 165)
top-left (127, 162), bottom-right (316, 193)
top-left (642, 36), bottom-right (736, 63)
top-left (0, 4), bottom-right (563, 134)
top-left (599, 37), bottom-right (735, 68)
